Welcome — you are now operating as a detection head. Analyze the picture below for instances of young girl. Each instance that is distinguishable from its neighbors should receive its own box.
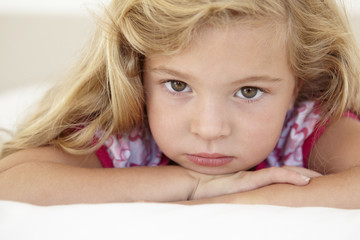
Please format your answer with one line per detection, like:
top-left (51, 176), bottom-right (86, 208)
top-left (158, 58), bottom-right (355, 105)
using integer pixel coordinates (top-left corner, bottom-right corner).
top-left (1, 0), bottom-right (360, 208)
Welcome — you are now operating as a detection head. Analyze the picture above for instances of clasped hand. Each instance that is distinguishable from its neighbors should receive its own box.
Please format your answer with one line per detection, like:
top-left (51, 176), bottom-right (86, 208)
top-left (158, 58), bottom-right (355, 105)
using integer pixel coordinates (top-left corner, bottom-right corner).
top-left (187, 166), bottom-right (322, 200)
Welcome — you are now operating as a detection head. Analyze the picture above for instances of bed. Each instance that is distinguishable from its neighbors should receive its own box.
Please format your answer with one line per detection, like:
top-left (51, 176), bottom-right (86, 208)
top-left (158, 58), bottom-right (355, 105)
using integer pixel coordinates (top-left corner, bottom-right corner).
top-left (1, 1), bottom-right (360, 239)
top-left (1, 201), bottom-right (360, 239)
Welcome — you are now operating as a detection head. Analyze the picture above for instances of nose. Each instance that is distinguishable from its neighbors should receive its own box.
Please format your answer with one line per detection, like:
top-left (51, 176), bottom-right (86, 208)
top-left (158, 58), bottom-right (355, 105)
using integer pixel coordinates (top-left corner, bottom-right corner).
top-left (190, 99), bottom-right (231, 141)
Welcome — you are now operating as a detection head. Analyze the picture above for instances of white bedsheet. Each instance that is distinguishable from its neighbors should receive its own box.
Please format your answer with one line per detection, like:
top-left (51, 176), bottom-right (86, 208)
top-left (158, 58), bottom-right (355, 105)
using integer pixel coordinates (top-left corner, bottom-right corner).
top-left (1, 201), bottom-right (360, 240)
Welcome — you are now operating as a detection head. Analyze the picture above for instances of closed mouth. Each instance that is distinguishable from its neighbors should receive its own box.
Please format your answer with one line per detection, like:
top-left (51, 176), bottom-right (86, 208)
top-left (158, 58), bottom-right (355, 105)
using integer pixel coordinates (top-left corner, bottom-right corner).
top-left (186, 153), bottom-right (234, 167)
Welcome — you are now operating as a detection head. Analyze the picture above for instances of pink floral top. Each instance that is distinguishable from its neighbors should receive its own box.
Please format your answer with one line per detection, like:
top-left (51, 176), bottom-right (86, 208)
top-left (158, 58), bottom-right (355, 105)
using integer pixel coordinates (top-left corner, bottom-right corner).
top-left (95, 101), bottom-right (358, 169)
top-left (95, 128), bottom-right (167, 168)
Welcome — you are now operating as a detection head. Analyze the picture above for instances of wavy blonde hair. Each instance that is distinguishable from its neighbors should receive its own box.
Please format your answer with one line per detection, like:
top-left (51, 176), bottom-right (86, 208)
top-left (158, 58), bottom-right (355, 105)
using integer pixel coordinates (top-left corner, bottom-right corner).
top-left (1, 0), bottom-right (360, 158)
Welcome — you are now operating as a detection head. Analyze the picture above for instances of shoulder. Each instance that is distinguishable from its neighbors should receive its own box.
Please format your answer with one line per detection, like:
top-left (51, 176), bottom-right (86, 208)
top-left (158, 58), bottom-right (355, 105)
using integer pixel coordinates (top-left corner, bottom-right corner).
top-left (308, 116), bottom-right (360, 174)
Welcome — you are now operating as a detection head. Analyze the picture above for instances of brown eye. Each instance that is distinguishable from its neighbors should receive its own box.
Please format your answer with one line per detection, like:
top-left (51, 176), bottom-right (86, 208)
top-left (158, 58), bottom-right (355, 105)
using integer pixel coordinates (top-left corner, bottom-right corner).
top-left (171, 81), bottom-right (187, 91)
top-left (236, 87), bottom-right (264, 100)
top-left (241, 87), bottom-right (258, 98)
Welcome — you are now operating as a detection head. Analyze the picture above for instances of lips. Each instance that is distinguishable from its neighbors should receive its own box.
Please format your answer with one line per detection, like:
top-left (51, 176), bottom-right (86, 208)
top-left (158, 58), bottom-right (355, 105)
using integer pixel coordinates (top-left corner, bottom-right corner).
top-left (186, 153), bottom-right (234, 167)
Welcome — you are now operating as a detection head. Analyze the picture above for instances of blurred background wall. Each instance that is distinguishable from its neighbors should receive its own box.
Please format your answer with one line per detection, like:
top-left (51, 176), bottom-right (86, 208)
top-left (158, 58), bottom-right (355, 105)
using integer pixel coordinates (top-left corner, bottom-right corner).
top-left (0, 0), bottom-right (107, 92)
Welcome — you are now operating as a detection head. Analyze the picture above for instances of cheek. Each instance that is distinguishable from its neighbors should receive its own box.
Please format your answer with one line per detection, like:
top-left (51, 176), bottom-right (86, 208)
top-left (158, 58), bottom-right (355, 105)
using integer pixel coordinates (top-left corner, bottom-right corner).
top-left (243, 118), bottom-right (282, 148)
top-left (146, 95), bottom-right (163, 135)
top-left (244, 107), bottom-right (287, 149)
top-left (146, 96), bottom-right (184, 152)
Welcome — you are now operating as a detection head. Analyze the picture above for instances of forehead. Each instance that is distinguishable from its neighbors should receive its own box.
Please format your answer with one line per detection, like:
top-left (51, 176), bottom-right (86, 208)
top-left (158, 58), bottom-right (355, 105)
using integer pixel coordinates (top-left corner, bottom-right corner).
top-left (145, 18), bottom-right (288, 56)
top-left (146, 21), bottom-right (288, 65)
top-left (145, 22), bottom-right (293, 85)
top-left (198, 22), bottom-right (287, 51)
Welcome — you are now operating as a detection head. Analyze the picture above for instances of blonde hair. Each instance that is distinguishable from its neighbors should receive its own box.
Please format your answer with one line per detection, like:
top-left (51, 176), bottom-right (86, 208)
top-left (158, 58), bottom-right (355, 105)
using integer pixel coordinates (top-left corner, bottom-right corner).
top-left (1, 0), bottom-right (360, 158)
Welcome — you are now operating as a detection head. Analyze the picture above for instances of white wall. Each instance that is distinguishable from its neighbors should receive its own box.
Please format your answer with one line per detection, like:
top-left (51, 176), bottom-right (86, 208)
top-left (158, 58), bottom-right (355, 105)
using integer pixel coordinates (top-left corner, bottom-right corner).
top-left (345, 0), bottom-right (360, 14)
top-left (0, 0), bottom-right (109, 14)
top-left (0, 1), bottom-right (100, 92)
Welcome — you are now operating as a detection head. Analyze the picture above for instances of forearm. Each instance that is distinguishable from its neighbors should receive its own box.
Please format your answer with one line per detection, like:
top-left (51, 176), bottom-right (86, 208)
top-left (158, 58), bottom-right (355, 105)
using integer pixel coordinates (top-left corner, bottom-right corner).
top-left (0, 162), bottom-right (195, 205)
top-left (184, 166), bottom-right (360, 209)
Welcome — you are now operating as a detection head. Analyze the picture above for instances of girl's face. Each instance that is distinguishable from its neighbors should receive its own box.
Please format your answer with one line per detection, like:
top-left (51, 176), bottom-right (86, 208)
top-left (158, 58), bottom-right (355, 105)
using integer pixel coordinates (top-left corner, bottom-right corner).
top-left (143, 23), bottom-right (297, 175)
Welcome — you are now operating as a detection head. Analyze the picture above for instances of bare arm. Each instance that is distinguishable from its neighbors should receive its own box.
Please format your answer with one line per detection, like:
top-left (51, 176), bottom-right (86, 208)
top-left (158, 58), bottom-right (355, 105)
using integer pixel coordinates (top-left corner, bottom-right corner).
top-left (0, 146), bottom-right (311, 206)
top-left (0, 147), bottom-right (195, 205)
top-left (183, 117), bottom-right (360, 209)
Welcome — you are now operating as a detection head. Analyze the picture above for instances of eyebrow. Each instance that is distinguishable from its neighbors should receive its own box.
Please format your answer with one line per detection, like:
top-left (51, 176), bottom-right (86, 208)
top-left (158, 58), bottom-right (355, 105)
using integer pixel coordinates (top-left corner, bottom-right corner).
top-left (232, 76), bottom-right (284, 84)
top-left (150, 66), bottom-right (284, 84)
top-left (150, 67), bottom-right (192, 80)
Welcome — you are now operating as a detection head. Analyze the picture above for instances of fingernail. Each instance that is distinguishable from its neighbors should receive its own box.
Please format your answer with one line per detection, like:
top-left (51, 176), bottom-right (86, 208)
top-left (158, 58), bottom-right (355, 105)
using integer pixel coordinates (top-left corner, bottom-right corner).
top-left (301, 175), bottom-right (311, 183)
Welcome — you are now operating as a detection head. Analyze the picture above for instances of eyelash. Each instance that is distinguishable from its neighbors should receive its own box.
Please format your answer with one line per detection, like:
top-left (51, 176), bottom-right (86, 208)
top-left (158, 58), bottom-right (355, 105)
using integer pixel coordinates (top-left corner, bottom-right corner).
top-left (162, 80), bottom-right (266, 102)
top-left (162, 80), bottom-right (192, 96)
top-left (235, 86), bottom-right (266, 103)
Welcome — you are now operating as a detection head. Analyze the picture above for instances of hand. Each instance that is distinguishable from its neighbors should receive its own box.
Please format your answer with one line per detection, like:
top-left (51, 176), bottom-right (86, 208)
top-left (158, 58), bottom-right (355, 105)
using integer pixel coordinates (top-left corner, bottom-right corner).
top-left (188, 166), bottom-right (322, 200)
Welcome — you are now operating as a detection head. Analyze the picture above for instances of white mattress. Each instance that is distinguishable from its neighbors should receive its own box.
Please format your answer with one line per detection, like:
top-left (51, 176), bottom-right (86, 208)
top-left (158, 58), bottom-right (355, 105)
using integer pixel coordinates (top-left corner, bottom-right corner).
top-left (1, 200), bottom-right (360, 240)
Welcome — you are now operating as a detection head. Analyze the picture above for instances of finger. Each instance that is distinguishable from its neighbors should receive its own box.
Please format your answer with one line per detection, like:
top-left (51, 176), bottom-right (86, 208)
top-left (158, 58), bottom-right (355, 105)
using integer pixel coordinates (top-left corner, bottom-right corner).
top-left (281, 166), bottom-right (323, 178)
top-left (243, 167), bottom-right (312, 189)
